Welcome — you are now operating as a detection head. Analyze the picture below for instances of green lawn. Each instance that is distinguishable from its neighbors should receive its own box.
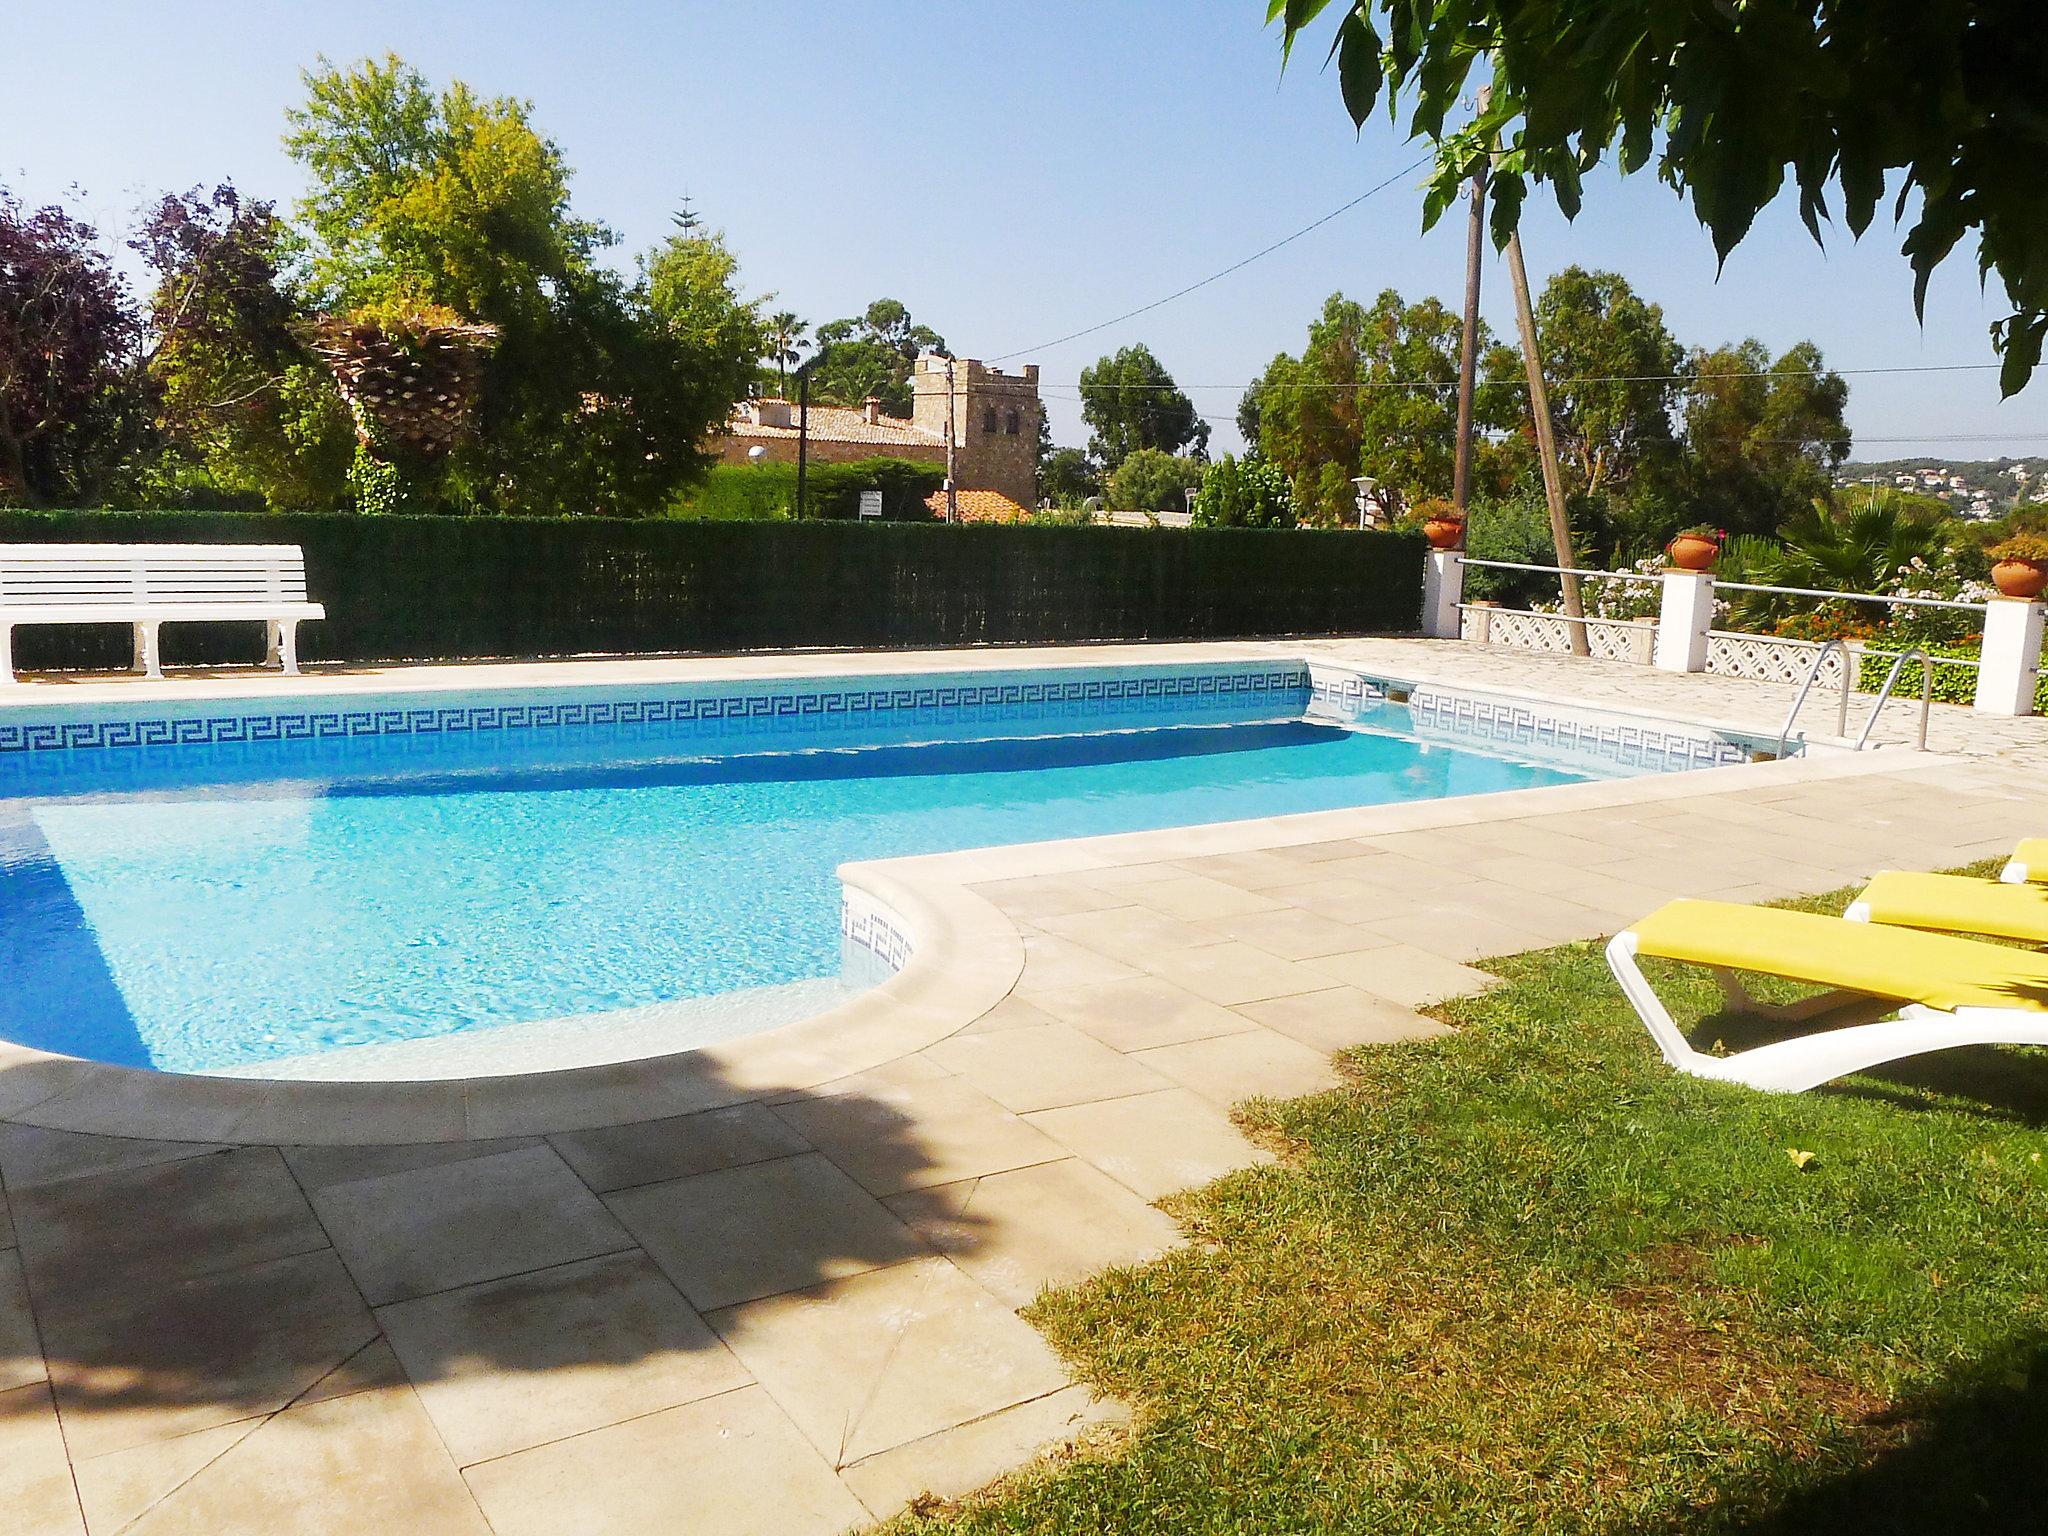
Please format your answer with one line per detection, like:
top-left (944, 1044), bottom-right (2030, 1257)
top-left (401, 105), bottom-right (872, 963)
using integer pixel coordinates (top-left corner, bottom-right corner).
top-left (890, 872), bottom-right (2048, 1534)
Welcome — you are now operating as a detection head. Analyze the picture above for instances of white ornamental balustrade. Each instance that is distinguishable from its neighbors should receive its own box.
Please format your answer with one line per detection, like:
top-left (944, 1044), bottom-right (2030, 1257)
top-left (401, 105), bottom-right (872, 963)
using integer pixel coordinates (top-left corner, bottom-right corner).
top-left (1705, 632), bottom-right (1847, 689)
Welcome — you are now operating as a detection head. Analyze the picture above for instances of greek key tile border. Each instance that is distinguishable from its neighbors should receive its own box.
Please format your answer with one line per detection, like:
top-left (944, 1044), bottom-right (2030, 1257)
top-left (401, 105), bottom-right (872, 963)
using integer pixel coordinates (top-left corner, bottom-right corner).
top-left (1404, 686), bottom-right (1777, 772)
top-left (0, 664), bottom-right (1311, 757)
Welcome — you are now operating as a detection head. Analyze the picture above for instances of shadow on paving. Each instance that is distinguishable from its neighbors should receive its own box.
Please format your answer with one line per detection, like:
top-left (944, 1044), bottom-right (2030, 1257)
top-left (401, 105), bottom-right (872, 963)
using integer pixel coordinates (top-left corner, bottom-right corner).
top-left (0, 1052), bottom-right (996, 1465)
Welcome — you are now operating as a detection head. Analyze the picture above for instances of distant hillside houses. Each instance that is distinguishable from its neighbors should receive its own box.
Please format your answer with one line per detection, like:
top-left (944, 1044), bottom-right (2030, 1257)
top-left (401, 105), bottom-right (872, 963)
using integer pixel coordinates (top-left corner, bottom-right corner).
top-left (1836, 455), bottom-right (2046, 519)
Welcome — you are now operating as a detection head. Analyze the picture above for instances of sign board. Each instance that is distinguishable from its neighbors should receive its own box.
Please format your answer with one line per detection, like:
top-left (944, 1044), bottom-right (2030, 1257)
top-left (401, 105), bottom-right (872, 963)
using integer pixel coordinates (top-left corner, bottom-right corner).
top-left (858, 490), bottom-right (884, 520)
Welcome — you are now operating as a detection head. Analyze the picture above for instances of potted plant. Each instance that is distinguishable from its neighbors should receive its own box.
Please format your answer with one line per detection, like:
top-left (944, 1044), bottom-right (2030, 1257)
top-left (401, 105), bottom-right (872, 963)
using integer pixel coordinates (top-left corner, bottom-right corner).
top-left (1412, 497), bottom-right (1464, 551)
top-left (1988, 532), bottom-right (2048, 599)
top-left (1666, 525), bottom-right (1722, 572)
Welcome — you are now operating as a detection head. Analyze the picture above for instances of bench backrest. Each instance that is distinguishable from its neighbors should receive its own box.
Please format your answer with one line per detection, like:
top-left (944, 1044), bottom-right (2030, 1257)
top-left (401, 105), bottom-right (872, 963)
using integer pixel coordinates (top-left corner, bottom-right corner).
top-left (0, 545), bottom-right (310, 610)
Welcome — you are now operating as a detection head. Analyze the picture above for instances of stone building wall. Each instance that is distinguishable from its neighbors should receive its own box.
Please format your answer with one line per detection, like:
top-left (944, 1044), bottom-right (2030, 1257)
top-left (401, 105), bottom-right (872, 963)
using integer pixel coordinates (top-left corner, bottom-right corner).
top-left (911, 358), bottom-right (1042, 508)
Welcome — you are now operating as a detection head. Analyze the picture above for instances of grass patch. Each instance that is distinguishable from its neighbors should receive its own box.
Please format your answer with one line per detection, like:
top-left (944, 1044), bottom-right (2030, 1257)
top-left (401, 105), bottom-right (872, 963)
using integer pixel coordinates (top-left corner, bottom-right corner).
top-left (890, 871), bottom-right (2048, 1533)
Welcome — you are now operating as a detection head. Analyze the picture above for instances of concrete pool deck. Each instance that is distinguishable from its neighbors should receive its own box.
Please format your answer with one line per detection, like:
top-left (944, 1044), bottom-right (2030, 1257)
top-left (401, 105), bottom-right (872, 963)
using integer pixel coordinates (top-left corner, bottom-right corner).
top-left (0, 638), bottom-right (2044, 1533)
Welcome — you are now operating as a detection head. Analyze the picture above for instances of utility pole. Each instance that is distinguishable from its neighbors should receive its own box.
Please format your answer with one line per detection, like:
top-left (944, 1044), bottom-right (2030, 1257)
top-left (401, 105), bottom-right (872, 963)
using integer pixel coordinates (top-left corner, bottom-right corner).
top-left (1504, 232), bottom-right (1590, 657)
top-left (795, 370), bottom-right (810, 522)
top-left (943, 355), bottom-right (959, 524)
top-left (1451, 145), bottom-right (1487, 521)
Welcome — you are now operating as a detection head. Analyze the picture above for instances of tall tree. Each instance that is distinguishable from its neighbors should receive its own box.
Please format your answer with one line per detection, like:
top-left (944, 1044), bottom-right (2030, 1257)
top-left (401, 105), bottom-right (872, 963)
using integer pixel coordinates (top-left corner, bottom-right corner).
top-left (1251, 290), bottom-right (1514, 522)
top-left (763, 310), bottom-right (807, 395)
top-left (0, 188), bottom-right (140, 504)
top-left (284, 55), bottom-right (749, 515)
top-left (810, 298), bottom-right (945, 416)
top-left (1267, 1), bottom-right (2048, 393)
top-left (135, 184), bottom-right (354, 510)
top-left (1529, 267), bottom-right (1683, 503)
top-left (1078, 344), bottom-right (1209, 471)
top-left (1682, 339), bottom-right (1850, 536)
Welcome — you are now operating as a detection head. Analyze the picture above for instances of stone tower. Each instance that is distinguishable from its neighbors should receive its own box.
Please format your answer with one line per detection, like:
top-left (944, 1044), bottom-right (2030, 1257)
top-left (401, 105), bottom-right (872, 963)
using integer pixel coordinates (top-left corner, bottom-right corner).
top-left (911, 357), bottom-right (1042, 509)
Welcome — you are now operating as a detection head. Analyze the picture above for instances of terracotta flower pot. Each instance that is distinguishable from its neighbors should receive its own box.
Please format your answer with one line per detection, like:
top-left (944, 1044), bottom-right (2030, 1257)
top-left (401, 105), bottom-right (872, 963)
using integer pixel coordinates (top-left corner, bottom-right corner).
top-left (1667, 534), bottom-right (1719, 572)
top-left (1992, 557), bottom-right (2048, 600)
top-left (1422, 517), bottom-right (1464, 551)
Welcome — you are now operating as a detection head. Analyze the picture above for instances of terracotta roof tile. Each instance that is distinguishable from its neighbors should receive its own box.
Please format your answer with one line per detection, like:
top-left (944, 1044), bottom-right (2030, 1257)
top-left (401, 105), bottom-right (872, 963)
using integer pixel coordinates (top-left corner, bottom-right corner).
top-left (925, 489), bottom-right (1033, 523)
top-left (720, 405), bottom-right (944, 449)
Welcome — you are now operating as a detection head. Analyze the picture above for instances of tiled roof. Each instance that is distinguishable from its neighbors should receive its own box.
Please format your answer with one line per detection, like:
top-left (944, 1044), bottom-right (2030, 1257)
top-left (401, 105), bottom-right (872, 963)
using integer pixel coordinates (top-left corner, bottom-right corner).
top-left (721, 406), bottom-right (944, 449)
top-left (925, 489), bottom-right (1033, 523)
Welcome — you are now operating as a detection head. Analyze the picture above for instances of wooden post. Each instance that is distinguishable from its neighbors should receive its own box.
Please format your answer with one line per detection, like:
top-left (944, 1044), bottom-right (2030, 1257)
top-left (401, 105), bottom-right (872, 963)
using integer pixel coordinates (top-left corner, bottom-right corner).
top-left (1504, 231), bottom-right (1590, 656)
top-left (795, 372), bottom-right (810, 522)
top-left (1451, 159), bottom-right (1487, 520)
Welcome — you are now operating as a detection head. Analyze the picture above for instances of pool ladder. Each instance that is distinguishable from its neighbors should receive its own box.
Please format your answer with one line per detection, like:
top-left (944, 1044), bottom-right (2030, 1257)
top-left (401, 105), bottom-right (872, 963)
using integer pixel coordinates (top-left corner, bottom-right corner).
top-left (1776, 640), bottom-right (1933, 756)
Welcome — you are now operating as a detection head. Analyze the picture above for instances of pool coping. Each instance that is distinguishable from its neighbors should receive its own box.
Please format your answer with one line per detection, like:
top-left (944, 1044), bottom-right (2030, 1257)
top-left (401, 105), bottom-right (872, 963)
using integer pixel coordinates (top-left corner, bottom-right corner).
top-left (0, 727), bottom-right (1912, 1144)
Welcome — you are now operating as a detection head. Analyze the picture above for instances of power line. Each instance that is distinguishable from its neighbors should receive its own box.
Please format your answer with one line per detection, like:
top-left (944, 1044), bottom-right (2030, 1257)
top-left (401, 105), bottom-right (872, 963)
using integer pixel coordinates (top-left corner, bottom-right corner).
top-left (987, 154), bottom-right (1436, 364)
top-left (1035, 362), bottom-right (2006, 395)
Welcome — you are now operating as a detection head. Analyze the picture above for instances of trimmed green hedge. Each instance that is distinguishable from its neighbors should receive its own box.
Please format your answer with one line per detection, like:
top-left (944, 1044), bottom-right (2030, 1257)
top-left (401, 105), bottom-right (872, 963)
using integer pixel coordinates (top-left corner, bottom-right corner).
top-left (667, 457), bottom-right (947, 522)
top-left (0, 511), bottom-right (1424, 668)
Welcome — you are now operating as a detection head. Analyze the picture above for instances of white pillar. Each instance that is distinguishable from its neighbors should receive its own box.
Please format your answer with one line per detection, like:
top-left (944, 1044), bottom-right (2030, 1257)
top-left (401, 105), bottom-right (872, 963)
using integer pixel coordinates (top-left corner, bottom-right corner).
top-left (1422, 550), bottom-right (1463, 638)
top-left (1974, 598), bottom-right (2044, 715)
top-left (1653, 569), bottom-right (1714, 673)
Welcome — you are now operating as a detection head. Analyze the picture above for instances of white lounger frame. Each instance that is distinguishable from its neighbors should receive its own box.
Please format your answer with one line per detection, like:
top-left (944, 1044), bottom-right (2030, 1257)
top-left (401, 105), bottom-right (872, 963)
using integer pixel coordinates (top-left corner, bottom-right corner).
top-left (1604, 930), bottom-right (2048, 1093)
top-left (0, 543), bottom-right (324, 686)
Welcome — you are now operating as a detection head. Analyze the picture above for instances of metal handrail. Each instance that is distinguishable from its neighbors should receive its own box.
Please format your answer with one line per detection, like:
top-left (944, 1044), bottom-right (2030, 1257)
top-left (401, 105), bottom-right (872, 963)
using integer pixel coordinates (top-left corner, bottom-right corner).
top-left (1453, 602), bottom-right (1657, 631)
top-left (1776, 639), bottom-right (1852, 757)
top-left (1713, 579), bottom-right (1987, 614)
top-left (1455, 558), bottom-right (1664, 585)
top-left (1854, 648), bottom-right (1935, 752)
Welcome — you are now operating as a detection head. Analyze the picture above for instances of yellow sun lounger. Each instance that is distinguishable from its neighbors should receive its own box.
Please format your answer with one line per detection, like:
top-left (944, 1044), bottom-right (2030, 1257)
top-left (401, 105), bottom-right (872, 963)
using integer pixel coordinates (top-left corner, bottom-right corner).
top-left (1607, 899), bottom-right (2048, 1092)
top-left (2003, 840), bottom-right (2048, 885)
top-left (1848, 871), bottom-right (2048, 946)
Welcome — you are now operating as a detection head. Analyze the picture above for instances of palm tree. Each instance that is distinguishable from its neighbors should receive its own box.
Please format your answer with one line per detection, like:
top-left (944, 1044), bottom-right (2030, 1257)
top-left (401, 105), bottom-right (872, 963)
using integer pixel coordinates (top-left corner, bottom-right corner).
top-left (765, 311), bottom-right (808, 396)
top-left (1732, 493), bottom-right (1950, 627)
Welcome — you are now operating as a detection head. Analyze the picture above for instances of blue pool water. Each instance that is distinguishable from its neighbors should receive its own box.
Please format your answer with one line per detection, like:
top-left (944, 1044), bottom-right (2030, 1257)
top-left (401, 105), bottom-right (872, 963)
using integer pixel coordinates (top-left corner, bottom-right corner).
top-left (0, 687), bottom-right (1600, 1075)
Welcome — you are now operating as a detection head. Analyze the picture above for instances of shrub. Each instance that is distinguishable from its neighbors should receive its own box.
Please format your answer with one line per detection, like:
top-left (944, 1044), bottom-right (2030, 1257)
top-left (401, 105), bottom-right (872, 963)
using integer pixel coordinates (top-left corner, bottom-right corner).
top-left (666, 457), bottom-right (945, 522)
top-left (1109, 449), bottom-right (1203, 514)
top-left (1989, 531), bottom-right (2048, 563)
top-left (1191, 454), bottom-right (1296, 529)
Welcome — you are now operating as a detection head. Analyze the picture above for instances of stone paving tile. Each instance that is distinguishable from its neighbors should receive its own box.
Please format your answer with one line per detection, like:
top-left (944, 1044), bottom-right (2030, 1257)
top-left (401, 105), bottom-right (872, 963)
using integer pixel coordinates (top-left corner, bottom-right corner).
top-left (0, 1123), bottom-right (225, 1195)
top-left (840, 1384), bottom-right (1127, 1520)
top-left (706, 1256), bottom-right (1070, 1467)
top-left (1024, 1088), bottom-right (1274, 1202)
top-left (463, 1385), bottom-right (866, 1536)
top-left (1012, 933), bottom-right (1144, 994)
top-left (1305, 944), bottom-right (1501, 1008)
top-left (1028, 975), bottom-right (1260, 1052)
top-left (954, 996), bottom-right (1066, 1036)
top-left (0, 1248), bottom-right (44, 1394)
top-left (1192, 905), bottom-right (1394, 961)
top-left (968, 875), bottom-right (1123, 921)
top-left (884, 1159), bottom-right (1185, 1308)
top-left (281, 1137), bottom-right (540, 1194)
top-left (923, 1023), bottom-right (1172, 1114)
top-left (40, 1248), bottom-right (377, 1460)
top-left (309, 1143), bottom-right (632, 1307)
top-left (1261, 874), bottom-right (1406, 922)
top-left (1117, 874), bottom-right (1287, 922)
top-left (1129, 1027), bottom-right (1343, 1106)
top-left (0, 1382), bottom-right (86, 1536)
top-left (1173, 847), bottom-right (1355, 890)
top-left (11, 1147), bottom-right (326, 1317)
top-left (547, 1102), bottom-right (811, 1193)
top-left (0, 1192), bottom-right (14, 1251)
top-left (1031, 904), bottom-right (1224, 960)
top-left (72, 1376), bottom-right (488, 1536)
top-left (1137, 940), bottom-right (1333, 1007)
top-left (773, 1075), bottom-right (1067, 1198)
top-left (377, 1250), bottom-right (749, 1466)
top-left (605, 1152), bottom-right (926, 1312)
top-left (1360, 909), bottom-right (1552, 964)
top-left (1235, 987), bottom-right (1453, 1054)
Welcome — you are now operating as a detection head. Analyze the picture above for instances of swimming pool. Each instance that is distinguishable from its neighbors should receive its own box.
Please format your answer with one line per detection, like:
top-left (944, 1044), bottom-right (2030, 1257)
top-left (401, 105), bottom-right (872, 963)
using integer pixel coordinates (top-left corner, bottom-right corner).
top-left (0, 661), bottom-right (1775, 1077)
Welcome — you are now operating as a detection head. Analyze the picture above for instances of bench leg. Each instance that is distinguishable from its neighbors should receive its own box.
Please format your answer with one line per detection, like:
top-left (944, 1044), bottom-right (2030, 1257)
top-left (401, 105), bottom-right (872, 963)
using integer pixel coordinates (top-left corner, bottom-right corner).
top-left (0, 623), bottom-right (16, 687)
top-left (272, 619), bottom-right (302, 676)
top-left (133, 621), bottom-right (163, 680)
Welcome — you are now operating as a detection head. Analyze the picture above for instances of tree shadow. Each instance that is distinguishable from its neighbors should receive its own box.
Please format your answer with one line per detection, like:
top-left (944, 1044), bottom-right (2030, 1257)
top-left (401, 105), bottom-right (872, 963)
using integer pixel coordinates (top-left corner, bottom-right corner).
top-left (1625, 1338), bottom-right (2048, 1536)
top-left (0, 1046), bottom-right (1037, 1509)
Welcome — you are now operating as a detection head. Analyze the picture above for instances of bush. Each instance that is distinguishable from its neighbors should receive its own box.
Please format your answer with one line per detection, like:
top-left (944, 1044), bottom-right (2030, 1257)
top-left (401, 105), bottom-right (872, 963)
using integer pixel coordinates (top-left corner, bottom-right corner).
top-left (1109, 449), bottom-right (1203, 514)
top-left (666, 457), bottom-right (945, 522)
top-left (1191, 454), bottom-right (1296, 529)
top-left (1463, 494), bottom-right (1563, 607)
top-left (0, 510), bottom-right (1425, 666)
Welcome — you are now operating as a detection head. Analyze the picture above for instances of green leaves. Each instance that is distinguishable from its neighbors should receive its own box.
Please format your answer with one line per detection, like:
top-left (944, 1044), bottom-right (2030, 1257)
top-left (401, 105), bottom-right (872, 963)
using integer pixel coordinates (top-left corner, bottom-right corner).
top-left (1260, 0), bottom-right (2048, 391)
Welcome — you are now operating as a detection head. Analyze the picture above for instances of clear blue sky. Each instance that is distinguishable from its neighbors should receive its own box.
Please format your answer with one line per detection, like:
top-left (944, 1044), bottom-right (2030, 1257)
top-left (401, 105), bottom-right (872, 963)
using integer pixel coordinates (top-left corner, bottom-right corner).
top-left (9, 0), bottom-right (2044, 461)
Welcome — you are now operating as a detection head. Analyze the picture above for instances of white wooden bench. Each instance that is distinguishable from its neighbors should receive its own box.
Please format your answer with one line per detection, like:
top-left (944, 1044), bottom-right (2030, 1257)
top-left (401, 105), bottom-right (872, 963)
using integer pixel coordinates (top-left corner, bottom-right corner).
top-left (0, 544), bottom-right (326, 686)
